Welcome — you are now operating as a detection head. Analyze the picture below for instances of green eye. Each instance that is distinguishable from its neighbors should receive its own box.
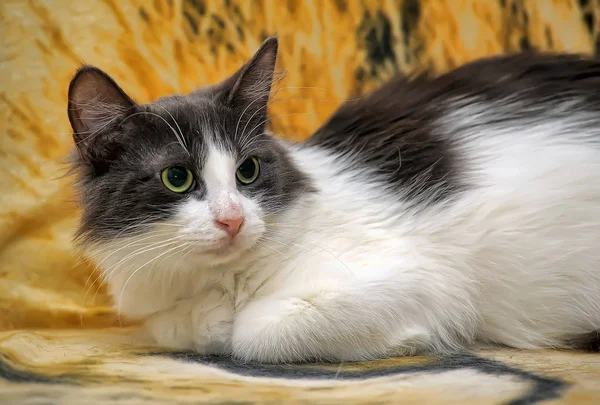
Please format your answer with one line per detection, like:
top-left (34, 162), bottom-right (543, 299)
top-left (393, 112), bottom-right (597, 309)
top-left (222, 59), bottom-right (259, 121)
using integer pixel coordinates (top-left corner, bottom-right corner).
top-left (236, 157), bottom-right (260, 185)
top-left (161, 166), bottom-right (194, 193)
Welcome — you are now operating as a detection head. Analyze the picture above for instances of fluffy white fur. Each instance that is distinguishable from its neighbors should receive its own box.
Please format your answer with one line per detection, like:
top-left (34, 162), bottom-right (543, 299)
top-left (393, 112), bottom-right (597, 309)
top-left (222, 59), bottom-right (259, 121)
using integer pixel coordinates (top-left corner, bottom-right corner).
top-left (87, 102), bottom-right (600, 363)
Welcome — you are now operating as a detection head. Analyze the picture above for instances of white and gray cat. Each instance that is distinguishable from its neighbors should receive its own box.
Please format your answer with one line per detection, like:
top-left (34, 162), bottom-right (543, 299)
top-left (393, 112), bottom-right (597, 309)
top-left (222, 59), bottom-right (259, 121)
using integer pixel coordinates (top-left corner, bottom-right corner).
top-left (68, 37), bottom-right (600, 363)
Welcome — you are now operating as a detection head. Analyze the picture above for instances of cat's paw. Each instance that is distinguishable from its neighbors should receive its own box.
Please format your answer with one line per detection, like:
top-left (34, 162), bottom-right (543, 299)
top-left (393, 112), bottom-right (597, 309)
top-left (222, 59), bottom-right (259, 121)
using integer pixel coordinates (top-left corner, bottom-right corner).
top-left (387, 326), bottom-right (433, 356)
top-left (191, 290), bottom-right (234, 354)
top-left (145, 301), bottom-right (195, 351)
top-left (231, 296), bottom-right (326, 363)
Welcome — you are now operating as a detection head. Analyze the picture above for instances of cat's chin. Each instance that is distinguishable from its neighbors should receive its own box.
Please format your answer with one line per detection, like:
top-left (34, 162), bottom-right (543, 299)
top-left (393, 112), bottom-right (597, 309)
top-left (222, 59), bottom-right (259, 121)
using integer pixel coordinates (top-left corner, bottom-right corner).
top-left (192, 237), bottom-right (259, 267)
top-left (196, 248), bottom-right (247, 267)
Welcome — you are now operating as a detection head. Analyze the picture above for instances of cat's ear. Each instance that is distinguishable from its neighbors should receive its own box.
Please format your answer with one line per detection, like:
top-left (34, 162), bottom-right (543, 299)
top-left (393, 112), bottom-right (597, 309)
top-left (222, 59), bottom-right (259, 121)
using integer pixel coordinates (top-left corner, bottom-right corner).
top-left (221, 36), bottom-right (279, 116)
top-left (68, 66), bottom-right (137, 162)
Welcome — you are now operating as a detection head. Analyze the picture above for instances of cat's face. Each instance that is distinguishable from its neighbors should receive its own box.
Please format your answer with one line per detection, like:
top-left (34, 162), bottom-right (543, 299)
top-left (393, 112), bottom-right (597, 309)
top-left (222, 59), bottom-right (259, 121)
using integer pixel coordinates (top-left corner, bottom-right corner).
top-left (68, 37), bottom-right (311, 268)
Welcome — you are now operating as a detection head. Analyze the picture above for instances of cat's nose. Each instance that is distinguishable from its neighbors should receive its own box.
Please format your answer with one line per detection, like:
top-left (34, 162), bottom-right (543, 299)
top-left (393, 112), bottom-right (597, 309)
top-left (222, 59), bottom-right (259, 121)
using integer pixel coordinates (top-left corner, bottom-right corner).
top-left (215, 216), bottom-right (244, 237)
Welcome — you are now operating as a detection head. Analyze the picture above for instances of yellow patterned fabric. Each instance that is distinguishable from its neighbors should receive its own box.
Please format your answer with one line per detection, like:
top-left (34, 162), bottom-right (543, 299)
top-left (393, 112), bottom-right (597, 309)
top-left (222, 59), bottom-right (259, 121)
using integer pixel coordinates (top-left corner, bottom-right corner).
top-left (1, 1), bottom-right (599, 403)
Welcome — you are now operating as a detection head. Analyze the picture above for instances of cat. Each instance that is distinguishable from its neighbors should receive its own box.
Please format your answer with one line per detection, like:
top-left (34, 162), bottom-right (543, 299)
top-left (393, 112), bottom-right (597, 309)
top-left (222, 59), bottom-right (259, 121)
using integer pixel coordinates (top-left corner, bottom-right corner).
top-left (68, 36), bottom-right (600, 363)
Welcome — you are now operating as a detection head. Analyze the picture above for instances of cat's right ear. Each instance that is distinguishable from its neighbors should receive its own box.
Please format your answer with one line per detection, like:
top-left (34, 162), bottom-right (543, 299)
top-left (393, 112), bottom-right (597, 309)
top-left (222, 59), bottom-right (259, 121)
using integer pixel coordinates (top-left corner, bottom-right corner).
top-left (68, 66), bottom-right (137, 162)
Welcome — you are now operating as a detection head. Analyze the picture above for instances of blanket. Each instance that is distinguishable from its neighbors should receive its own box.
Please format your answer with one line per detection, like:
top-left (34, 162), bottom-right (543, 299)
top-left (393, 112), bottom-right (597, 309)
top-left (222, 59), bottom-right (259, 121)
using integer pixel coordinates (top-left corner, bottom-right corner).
top-left (1, 1), bottom-right (599, 403)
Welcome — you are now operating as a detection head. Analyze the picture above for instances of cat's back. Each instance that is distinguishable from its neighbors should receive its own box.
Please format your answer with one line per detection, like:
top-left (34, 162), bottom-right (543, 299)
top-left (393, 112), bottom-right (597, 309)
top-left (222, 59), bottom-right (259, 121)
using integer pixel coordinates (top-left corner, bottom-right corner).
top-left (289, 51), bottom-right (600, 295)
top-left (303, 52), bottom-right (600, 207)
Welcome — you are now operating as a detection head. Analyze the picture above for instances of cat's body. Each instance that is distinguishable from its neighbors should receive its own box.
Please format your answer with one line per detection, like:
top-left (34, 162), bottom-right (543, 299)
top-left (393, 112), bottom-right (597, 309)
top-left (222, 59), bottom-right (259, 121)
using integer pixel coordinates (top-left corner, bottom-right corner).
top-left (69, 37), bottom-right (600, 363)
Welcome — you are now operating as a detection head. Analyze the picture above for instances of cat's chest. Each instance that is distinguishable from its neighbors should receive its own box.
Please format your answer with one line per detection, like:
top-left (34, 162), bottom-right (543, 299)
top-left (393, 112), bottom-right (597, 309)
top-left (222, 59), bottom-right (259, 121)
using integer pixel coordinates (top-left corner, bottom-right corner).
top-left (185, 202), bottom-right (414, 310)
top-left (226, 230), bottom-right (408, 304)
top-left (223, 264), bottom-right (277, 311)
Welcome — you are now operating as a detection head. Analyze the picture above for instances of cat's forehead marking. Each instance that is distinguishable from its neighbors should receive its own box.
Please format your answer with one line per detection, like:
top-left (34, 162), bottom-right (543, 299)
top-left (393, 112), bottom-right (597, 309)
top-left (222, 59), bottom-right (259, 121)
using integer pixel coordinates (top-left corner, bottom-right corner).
top-left (202, 142), bottom-right (243, 219)
top-left (203, 142), bottom-right (237, 190)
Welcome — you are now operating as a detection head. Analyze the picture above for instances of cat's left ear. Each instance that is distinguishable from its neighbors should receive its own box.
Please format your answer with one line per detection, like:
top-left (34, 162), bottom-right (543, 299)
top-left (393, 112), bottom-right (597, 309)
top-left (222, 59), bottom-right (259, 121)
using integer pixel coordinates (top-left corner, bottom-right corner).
top-left (221, 36), bottom-right (279, 119)
top-left (68, 66), bottom-right (138, 163)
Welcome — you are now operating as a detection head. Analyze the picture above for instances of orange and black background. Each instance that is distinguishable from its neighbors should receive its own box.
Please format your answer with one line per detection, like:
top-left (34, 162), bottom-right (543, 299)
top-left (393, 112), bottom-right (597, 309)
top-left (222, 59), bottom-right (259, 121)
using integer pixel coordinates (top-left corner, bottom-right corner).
top-left (1, 2), bottom-right (599, 404)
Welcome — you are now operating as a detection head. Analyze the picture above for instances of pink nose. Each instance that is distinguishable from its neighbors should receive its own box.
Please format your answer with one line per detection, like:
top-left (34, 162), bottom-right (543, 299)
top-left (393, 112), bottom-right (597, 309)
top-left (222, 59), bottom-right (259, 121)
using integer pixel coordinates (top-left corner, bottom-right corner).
top-left (215, 216), bottom-right (244, 237)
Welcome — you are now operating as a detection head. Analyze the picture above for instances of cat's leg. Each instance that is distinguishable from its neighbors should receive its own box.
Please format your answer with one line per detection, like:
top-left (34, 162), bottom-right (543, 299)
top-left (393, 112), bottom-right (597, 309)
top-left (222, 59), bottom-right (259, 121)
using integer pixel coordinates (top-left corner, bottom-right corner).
top-left (231, 275), bottom-right (478, 363)
top-left (190, 289), bottom-right (234, 354)
top-left (145, 299), bottom-right (195, 351)
top-left (145, 290), bottom-right (234, 353)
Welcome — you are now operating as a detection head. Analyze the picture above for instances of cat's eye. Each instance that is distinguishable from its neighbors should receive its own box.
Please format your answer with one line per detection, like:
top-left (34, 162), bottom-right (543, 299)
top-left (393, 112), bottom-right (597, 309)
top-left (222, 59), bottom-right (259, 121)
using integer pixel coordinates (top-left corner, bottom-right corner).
top-left (236, 157), bottom-right (260, 185)
top-left (161, 166), bottom-right (194, 193)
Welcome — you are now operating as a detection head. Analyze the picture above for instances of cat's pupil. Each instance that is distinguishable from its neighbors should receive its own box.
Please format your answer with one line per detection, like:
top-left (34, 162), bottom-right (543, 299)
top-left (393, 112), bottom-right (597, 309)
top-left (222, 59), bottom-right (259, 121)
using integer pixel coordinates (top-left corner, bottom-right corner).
top-left (167, 167), bottom-right (188, 188)
top-left (238, 159), bottom-right (256, 179)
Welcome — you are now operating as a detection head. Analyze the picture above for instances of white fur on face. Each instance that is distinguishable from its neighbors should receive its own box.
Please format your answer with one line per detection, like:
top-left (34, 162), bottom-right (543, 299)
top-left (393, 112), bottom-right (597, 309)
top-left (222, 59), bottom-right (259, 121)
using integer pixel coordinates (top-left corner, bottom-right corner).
top-left (171, 144), bottom-right (267, 264)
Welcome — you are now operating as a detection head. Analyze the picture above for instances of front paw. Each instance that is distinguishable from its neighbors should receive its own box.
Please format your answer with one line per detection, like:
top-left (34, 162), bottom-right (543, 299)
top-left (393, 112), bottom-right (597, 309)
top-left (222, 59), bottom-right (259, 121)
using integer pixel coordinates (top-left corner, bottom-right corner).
top-left (231, 297), bottom-right (323, 363)
top-left (191, 290), bottom-right (234, 354)
top-left (145, 304), bottom-right (194, 351)
top-left (387, 326), bottom-right (433, 356)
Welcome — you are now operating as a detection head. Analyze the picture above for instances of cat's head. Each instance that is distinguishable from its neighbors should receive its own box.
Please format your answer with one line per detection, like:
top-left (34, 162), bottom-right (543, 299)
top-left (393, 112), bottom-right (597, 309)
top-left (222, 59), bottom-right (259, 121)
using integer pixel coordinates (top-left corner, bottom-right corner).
top-left (68, 37), bottom-right (311, 269)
